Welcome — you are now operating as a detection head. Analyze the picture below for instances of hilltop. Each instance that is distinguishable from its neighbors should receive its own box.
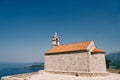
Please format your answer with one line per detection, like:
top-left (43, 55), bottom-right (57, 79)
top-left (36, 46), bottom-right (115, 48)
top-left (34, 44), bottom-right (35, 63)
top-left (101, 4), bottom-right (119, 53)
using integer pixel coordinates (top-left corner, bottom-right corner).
top-left (106, 51), bottom-right (120, 69)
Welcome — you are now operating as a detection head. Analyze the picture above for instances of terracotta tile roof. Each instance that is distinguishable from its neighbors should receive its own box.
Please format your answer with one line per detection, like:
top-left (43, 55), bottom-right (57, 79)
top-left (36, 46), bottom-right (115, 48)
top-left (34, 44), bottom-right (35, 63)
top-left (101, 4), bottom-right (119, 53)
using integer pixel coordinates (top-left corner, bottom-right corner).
top-left (91, 48), bottom-right (105, 54)
top-left (45, 41), bottom-right (92, 54)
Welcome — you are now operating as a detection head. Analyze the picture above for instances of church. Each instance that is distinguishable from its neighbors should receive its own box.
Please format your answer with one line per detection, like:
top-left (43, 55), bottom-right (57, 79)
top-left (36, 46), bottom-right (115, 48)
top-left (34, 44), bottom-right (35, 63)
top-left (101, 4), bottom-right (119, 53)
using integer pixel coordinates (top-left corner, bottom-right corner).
top-left (45, 32), bottom-right (108, 76)
top-left (3, 33), bottom-right (119, 80)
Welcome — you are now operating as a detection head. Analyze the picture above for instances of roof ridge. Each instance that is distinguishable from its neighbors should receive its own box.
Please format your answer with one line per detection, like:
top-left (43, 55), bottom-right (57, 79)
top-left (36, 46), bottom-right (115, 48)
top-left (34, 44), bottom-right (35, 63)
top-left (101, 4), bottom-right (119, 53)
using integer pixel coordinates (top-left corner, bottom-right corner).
top-left (58, 40), bottom-right (93, 46)
top-left (46, 40), bottom-right (93, 54)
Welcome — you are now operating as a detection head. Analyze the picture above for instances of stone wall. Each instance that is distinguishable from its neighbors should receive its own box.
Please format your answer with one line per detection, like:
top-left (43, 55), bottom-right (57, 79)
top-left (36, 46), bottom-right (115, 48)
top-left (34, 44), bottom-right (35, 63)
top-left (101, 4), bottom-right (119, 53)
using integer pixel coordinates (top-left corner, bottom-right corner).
top-left (90, 54), bottom-right (106, 72)
top-left (45, 52), bottom-right (89, 72)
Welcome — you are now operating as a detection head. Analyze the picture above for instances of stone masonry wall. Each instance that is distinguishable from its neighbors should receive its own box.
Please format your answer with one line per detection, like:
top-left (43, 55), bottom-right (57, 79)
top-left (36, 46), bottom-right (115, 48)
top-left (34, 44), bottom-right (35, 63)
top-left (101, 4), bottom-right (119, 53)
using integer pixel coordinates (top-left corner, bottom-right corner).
top-left (45, 52), bottom-right (89, 72)
top-left (90, 54), bottom-right (106, 72)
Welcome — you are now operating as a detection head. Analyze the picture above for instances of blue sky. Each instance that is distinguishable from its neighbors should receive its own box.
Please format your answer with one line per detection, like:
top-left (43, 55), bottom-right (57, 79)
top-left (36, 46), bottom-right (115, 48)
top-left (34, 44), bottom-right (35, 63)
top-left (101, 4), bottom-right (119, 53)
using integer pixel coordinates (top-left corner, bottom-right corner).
top-left (0, 0), bottom-right (120, 62)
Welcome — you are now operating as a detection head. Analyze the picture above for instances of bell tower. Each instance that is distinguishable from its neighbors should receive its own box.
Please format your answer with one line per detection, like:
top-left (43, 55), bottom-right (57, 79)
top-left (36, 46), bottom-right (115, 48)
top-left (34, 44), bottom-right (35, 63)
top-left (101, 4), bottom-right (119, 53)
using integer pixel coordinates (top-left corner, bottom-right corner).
top-left (52, 32), bottom-right (60, 46)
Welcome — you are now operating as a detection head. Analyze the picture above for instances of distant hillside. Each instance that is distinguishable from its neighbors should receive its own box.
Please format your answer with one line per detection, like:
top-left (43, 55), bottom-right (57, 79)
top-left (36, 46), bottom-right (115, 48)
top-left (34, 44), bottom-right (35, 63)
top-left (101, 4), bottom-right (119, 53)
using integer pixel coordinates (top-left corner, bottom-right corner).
top-left (106, 51), bottom-right (120, 69)
top-left (24, 62), bottom-right (44, 69)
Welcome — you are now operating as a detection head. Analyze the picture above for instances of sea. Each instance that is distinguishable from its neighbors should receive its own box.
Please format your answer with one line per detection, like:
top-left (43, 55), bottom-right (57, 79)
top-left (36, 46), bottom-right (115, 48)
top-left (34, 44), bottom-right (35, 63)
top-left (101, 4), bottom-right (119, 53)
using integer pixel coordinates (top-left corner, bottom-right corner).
top-left (0, 62), bottom-right (44, 79)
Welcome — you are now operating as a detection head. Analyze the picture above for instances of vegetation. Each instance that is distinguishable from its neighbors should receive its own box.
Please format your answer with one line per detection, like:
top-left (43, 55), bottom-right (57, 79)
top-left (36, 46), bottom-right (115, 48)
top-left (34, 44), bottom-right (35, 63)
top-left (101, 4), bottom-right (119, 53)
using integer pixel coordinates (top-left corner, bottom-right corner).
top-left (106, 58), bottom-right (111, 69)
top-left (106, 51), bottom-right (120, 69)
top-left (106, 52), bottom-right (120, 74)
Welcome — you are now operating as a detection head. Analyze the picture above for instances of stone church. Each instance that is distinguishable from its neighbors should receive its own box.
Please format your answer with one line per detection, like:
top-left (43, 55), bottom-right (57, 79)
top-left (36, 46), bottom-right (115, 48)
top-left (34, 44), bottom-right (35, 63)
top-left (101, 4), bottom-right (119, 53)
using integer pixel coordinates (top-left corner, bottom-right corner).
top-left (2, 33), bottom-right (119, 79)
top-left (45, 33), bottom-right (108, 76)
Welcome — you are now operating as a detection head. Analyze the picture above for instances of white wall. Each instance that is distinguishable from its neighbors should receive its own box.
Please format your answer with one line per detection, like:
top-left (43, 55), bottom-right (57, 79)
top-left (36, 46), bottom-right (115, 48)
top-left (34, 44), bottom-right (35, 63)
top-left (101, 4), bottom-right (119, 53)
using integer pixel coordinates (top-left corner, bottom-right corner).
top-left (90, 54), bottom-right (106, 72)
top-left (45, 52), bottom-right (89, 72)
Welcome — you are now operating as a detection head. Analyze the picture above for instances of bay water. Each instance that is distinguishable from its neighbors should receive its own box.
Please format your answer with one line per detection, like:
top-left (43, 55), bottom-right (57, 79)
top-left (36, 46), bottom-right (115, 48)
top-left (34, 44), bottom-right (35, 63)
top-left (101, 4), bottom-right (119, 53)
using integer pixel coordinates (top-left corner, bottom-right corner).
top-left (0, 62), bottom-right (44, 79)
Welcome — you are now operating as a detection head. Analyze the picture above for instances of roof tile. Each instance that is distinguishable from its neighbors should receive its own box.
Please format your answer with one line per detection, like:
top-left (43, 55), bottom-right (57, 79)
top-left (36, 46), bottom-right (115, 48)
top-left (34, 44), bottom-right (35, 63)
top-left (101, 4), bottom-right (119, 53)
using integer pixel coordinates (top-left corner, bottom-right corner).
top-left (91, 48), bottom-right (105, 54)
top-left (45, 41), bottom-right (92, 54)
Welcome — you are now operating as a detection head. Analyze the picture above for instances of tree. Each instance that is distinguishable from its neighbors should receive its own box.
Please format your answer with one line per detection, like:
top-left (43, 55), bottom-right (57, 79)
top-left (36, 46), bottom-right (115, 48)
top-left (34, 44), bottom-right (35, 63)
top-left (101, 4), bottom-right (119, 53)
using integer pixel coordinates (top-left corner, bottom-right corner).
top-left (106, 58), bottom-right (111, 69)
